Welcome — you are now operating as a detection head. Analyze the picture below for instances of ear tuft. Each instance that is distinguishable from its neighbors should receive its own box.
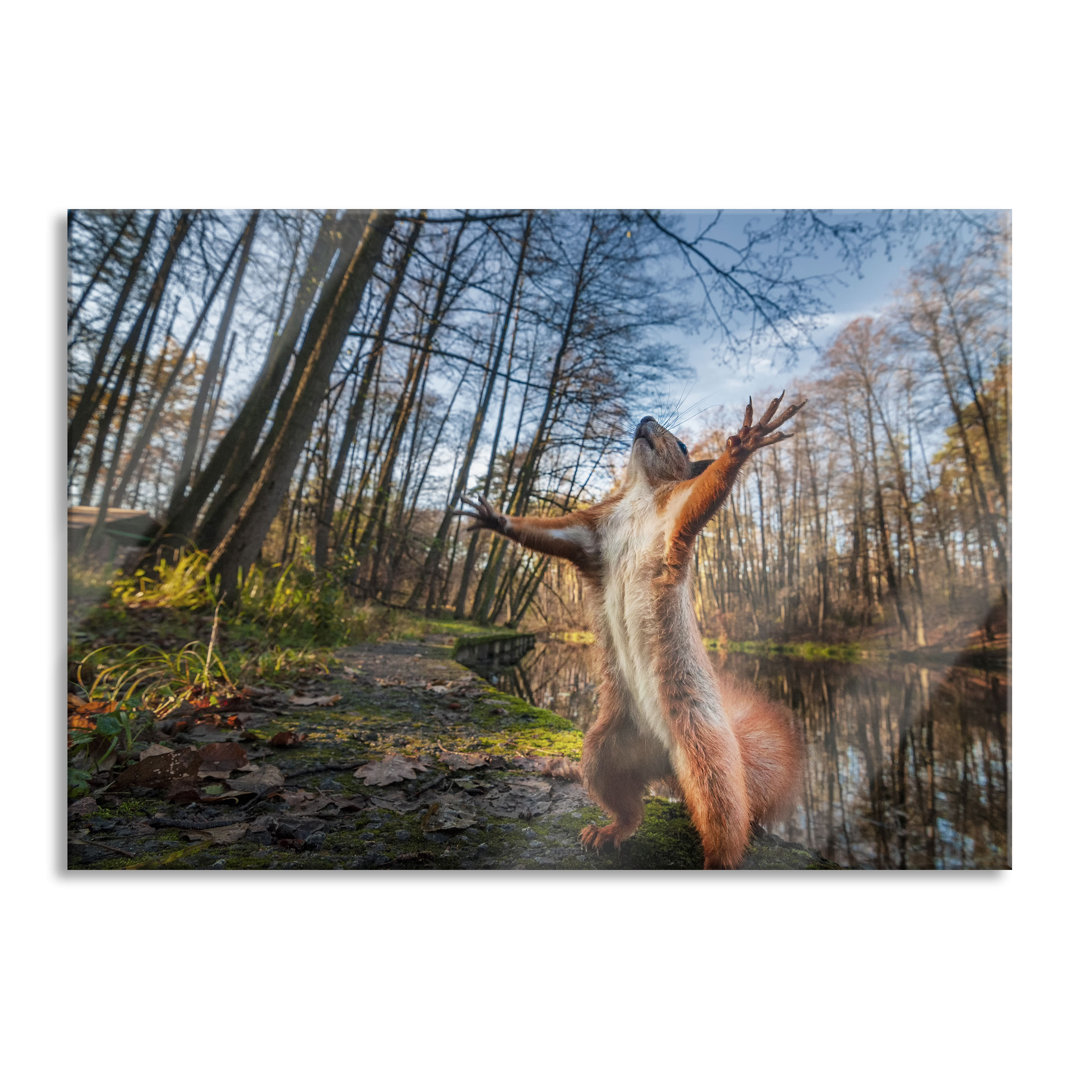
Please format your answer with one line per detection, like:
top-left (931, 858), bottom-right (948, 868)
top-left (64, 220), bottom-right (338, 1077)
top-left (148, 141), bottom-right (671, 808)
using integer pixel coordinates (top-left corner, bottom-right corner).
top-left (689, 459), bottom-right (713, 478)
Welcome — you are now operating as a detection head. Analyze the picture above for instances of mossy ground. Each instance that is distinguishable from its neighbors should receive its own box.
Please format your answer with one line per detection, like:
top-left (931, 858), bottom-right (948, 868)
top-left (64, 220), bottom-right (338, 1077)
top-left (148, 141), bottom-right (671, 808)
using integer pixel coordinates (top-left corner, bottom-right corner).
top-left (68, 600), bottom-right (836, 871)
top-left (706, 639), bottom-right (866, 662)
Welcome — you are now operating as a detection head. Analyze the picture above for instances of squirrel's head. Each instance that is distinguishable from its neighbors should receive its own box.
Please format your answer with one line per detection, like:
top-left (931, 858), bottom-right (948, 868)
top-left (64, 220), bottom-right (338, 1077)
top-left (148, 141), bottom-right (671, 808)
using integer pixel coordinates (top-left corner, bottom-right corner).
top-left (627, 416), bottom-right (713, 488)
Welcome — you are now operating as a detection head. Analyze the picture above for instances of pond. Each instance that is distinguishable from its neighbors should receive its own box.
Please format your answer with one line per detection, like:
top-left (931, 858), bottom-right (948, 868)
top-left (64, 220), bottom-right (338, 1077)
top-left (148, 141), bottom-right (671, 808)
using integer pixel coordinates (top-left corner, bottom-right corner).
top-left (480, 638), bottom-right (1011, 870)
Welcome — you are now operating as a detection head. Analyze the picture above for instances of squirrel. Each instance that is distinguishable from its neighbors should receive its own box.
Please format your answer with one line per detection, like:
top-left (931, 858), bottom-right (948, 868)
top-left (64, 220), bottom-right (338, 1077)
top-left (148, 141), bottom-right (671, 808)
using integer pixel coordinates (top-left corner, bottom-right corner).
top-left (456, 393), bottom-right (806, 869)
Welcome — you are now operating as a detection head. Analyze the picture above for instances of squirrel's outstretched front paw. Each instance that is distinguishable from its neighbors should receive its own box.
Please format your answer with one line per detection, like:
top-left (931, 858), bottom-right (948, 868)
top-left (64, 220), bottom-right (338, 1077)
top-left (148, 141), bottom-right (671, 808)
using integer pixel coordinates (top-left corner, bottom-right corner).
top-left (452, 494), bottom-right (509, 535)
top-left (726, 391), bottom-right (806, 458)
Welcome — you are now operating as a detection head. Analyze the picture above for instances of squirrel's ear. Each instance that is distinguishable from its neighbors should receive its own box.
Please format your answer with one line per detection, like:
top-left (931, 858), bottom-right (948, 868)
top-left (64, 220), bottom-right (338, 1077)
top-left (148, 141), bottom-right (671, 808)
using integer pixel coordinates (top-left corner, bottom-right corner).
top-left (689, 459), bottom-right (713, 478)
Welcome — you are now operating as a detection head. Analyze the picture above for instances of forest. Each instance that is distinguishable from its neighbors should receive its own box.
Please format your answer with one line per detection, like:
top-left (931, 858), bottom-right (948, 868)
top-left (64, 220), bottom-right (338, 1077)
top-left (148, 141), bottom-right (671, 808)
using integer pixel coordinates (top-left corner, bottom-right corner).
top-left (66, 208), bottom-right (1010, 872)
top-left (67, 208), bottom-right (1010, 648)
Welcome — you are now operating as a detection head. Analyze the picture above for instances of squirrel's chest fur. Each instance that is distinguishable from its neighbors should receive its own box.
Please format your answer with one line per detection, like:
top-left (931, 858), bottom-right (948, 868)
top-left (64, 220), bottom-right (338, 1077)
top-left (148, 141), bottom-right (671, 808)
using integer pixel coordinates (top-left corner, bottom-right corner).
top-left (590, 484), bottom-right (725, 751)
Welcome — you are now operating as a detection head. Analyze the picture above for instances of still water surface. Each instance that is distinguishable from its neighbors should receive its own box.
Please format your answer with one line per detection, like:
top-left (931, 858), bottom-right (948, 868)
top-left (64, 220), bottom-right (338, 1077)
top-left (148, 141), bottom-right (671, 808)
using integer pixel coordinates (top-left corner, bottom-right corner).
top-left (485, 639), bottom-right (1010, 869)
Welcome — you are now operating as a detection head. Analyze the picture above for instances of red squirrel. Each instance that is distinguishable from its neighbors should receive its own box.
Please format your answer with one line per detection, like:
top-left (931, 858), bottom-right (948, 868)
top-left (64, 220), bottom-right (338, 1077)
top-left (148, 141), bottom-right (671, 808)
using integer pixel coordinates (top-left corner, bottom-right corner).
top-left (456, 393), bottom-right (806, 869)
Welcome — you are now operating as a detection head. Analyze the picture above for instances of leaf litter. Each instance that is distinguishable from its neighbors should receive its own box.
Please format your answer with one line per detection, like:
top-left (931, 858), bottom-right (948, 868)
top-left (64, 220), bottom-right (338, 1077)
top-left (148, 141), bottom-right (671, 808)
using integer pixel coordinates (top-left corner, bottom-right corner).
top-left (69, 642), bottom-right (599, 869)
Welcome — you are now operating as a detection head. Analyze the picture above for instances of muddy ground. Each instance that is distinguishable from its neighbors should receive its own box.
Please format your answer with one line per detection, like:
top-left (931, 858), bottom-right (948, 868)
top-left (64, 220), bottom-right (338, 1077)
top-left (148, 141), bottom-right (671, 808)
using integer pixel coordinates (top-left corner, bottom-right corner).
top-left (67, 637), bottom-right (838, 871)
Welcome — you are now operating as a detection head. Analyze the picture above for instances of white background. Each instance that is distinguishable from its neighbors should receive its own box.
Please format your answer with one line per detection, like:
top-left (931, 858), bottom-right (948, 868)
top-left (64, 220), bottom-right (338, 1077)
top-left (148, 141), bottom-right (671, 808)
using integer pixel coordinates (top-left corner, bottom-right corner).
top-left (7, 3), bottom-right (1074, 1076)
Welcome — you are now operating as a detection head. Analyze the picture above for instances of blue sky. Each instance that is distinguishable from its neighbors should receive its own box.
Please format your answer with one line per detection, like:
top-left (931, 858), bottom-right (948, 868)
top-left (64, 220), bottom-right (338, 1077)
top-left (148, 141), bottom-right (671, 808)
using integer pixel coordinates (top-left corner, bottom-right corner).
top-left (646, 210), bottom-right (923, 439)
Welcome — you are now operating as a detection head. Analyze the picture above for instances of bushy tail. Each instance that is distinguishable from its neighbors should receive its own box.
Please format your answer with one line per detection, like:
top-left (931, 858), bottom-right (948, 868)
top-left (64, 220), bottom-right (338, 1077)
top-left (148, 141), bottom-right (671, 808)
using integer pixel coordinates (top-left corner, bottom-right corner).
top-left (719, 675), bottom-right (804, 825)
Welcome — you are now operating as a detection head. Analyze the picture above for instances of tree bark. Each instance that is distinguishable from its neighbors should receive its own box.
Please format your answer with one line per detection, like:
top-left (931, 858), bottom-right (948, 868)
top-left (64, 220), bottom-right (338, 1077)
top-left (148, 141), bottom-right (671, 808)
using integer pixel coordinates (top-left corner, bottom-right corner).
top-left (355, 215), bottom-right (470, 595)
top-left (473, 216), bottom-right (596, 623)
top-left (116, 213), bottom-right (256, 516)
top-left (144, 211), bottom-right (339, 560)
top-left (68, 211), bottom-right (159, 461)
top-left (79, 212), bottom-right (191, 505)
top-left (169, 211), bottom-right (259, 515)
top-left (68, 210), bottom-right (136, 333)
top-left (314, 215), bottom-right (424, 571)
top-left (412, 210), bottom-right (533, 612)
top-left (206, 210), bottom-right (396, 597)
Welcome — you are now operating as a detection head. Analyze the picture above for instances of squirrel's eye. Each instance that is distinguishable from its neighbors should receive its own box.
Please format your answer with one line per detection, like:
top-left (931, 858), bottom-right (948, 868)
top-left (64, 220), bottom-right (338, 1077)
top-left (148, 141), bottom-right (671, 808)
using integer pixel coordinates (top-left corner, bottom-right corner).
top-left (677, 441), bottom-right (688, 455)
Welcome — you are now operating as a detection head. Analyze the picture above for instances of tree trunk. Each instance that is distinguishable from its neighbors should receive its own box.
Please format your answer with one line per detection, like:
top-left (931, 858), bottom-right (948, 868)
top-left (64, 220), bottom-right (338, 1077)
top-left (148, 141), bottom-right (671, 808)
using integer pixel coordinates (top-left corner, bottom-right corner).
top-left (413, 211), bottom-right (533, 612)
top-left (68, 210), bottom-right (136, 333)
top-left (145, 211), bottom-right (340, 561)
top-left (355, 215), bottom-right (470, 595)
top-left (68, 211), bottom-right (160, 461)
top-left (314, 215), bottom-right (424, 571)
top-left (207, 210), bottom-right (396, 597)
top-left (195, 330), bottom-right (237, 477)
top-left (169, 211), bottom-right (259, 515)
top-left (117, 212), bottom-right (259, 518)
top-left (473, 216), bottom-right (596, 623)
top-left (79, 212), bottom-right (191, 505)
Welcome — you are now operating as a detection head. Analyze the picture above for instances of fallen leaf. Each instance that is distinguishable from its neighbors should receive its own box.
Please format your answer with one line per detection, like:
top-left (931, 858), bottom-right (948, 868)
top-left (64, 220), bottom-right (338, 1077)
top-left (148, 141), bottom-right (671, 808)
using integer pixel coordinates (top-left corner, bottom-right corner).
top-left (114, 749), bottom-right (201, 791)
top-left (422, 803), bottom-right (478, 832)
top-left (184, 823), bottom-right (249, 844)
top-left (165, 782), bottom-right (203, 804)
top-left (240, 685), bottom-right (290, 706)
top-left (354, 756), bottom-right (429, 786)
top-left (485, 778), bottom-right (552, 819)
top-left (225, 764), bottom-right (286, 795)
top-left (438, 750), bottom-right (490, 771)
top-left (68, 697), bottom-right (117, 717)
top-left (184, 718), bottom-right (244, 740)
top-left (274, 788), bottom-right (330, 812)
top-left (289, 694), bottom-right (342, 707)
top-left (139, 743), bottom-right (174, 760)
top-left (269, 730), bottom-right (307, 748)
top-left (196, 742), bottom-right (249, 778)
top-left (68, 796), bottom-right (98, 817)
top-left (329, 796), bottom-right (367, 812)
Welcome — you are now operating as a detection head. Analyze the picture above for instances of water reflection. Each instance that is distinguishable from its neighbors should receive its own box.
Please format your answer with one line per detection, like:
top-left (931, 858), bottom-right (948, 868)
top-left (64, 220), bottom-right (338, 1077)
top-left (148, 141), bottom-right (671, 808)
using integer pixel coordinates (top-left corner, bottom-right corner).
top-left (483, 639), bottom-right (1010, 870)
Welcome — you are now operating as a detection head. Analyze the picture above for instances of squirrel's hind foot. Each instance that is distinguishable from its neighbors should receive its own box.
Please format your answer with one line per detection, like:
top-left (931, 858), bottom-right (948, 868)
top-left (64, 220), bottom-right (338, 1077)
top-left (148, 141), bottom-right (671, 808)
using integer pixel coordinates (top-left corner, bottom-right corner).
top-left (580, 822), bottom-right (635, 853)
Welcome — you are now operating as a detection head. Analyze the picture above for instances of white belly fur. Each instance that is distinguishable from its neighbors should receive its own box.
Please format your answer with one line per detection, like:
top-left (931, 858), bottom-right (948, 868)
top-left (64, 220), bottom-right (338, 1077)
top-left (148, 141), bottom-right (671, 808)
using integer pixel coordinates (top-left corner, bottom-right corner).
top-left (598, 485), bottom-right (723, 752)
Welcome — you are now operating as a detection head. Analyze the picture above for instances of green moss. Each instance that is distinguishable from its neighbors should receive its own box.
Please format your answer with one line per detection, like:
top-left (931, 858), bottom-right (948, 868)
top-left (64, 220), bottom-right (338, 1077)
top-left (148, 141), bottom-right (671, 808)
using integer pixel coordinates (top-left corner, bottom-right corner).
top-left (467, 688), bottom-right (584, 758)
top-left (70, 590), bottom-right (841, 870)
top-left (387, 610), bottom-right (506, 642)
top-left (707, 638), bottom-right (864, 662)
top-left (452, 630), bottom-right (529, 648)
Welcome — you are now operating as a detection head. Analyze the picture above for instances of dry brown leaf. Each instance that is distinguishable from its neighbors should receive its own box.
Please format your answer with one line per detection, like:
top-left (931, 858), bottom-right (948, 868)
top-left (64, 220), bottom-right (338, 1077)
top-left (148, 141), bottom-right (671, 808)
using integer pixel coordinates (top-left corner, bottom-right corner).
top-left (438, 750), bottom-right (490, 771)
top-left (289, 693), bottom-right (342, 707)
top-left (114, 748), bottom-right (201, 791)
top-left (329, 796), bottom-right (367, 812)
top-left (422, 803), bottom-right (478, 832)
top-left (269, 730), bottom-right (307, 747)
top-left (225, 764), bottom-right (286, 795)
top-left (184, 823), bottom-right (249, 844)
top-left (139, 743), bottom-right (174, 760)
top-left (353, 756), bottom-right (429, 786)
top-left (485, 778), bottom-right (552, 818)
top-left (68, 697), bottom-right (116, 717)
top-left (274, 788), bottom-right (328, 811)
top-left (196, 742), bottom-right (249, 778)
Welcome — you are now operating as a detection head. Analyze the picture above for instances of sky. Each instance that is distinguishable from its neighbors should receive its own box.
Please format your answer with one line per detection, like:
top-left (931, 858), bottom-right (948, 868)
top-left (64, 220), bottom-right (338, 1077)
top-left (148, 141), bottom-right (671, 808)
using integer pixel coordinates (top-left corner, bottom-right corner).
top-left (630, 209), bottom-right (924, 441)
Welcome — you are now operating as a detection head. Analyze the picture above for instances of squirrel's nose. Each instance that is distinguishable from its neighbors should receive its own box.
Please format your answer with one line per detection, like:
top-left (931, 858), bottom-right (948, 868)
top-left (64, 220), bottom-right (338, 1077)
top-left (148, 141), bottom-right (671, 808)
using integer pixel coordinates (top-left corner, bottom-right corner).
top-left (634, 416), bottom-right (658, 444)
